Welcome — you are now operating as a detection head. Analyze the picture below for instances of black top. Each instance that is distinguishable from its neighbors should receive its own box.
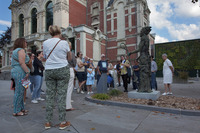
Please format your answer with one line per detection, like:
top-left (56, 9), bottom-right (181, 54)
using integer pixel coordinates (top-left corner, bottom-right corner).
top-left (98, 60), bottom-right (108, 73)
top-left (32, 57), bottom-right (44, 77)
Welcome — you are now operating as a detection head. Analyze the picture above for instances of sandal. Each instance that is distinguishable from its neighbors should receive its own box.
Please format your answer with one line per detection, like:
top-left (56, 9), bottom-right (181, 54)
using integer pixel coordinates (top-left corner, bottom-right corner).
top-left (13, 112), bottom-right (27, 116)
top-left (66, 108), bottom-right (75, 111)
top-left (21, 110), bottom-right (29, 113)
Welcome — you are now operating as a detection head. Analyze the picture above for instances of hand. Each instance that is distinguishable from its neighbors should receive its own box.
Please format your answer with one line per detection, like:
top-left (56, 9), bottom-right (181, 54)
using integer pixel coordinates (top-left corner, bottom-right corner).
top-left (25, 73), bottom-right (29, 79)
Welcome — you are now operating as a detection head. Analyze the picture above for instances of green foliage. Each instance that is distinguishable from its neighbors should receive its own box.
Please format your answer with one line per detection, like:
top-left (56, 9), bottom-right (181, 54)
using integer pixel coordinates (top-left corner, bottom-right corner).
top-left (108, 89), bottom-right (122, 96)
top-left (178, 71), bottom-right (189, 79)
top-left (92, 93), bottom-right (110, 100)
top-left (155, 39), bottom-right (200, 72)
top-left (0, 27), bottom-right (11, 48)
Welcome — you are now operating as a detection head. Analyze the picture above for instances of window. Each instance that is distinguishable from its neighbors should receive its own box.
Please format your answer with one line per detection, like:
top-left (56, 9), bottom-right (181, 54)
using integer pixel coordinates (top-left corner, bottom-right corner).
top-left (19, 14), bottom-right (24, 37)
top-left (46, 1), bottom-right (53, 31)
top-left (92, 7), bottom-right (99, 16)
top-left (31, 8), bottom-right (37, 34)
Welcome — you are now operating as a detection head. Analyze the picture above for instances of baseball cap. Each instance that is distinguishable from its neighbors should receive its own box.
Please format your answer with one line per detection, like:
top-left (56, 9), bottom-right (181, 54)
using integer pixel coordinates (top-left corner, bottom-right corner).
top-left (101, 54), bottom-right (105, 57)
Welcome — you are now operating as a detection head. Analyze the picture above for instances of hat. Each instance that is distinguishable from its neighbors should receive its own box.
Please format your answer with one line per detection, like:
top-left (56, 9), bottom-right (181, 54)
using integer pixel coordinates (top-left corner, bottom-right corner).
top-left (101, 54), bottom-right (105, 57)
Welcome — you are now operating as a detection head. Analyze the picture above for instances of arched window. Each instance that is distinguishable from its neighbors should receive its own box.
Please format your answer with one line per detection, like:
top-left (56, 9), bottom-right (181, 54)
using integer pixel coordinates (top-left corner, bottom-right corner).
top-left (19, 14), bottom-right (24, 37)
top-left (46, 1), bottom-right (53, 31)
top-left (31, 8), bottom-right (37, 34)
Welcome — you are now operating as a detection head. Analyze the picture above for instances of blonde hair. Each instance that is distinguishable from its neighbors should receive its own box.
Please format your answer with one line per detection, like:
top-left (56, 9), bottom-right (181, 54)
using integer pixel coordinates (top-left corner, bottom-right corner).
top-left (48, 25), bottom-right (61, 37)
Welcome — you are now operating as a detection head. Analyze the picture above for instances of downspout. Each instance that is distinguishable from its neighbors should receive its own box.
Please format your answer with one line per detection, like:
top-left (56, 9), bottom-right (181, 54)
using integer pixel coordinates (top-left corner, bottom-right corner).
top-left (86, 0), bottom-right (88, 25)
top-left (105, 6), bottom-right (108, 58)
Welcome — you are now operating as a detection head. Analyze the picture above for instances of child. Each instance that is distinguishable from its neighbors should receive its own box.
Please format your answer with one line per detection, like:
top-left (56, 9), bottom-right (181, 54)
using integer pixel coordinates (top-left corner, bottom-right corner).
top-left (10, 78), bottom-right (15, 93)
top-left (86, 63), bottom-right (95, 94)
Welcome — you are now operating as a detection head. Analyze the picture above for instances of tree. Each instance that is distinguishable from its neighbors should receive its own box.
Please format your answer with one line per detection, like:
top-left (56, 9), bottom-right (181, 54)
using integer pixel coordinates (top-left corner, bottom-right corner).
top-left (0, 27), bottom-right (11, 48)
top-left (191, 0), bottom-right (198, 3)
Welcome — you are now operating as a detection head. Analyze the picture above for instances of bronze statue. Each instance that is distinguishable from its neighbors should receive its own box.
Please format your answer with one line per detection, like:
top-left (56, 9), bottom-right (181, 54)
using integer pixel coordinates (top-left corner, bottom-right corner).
top-left (128, 26), bottom-right (152, 93)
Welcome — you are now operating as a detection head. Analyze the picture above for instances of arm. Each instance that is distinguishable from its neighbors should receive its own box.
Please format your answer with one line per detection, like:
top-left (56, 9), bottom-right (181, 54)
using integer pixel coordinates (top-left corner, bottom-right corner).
top-left (87, 69), bottom-right (92, 74)
top-left (18, 49), bottom-right (29, 79)
top-left (169, 66), bottom-right (174, 73)
top-left (128, 39), bottom-right (144, 56)
top-left (67, 51), bottom-right (72, 61)
top-left (35, 59), bottom-right (44, 70)
top-left (97, 66), bottom-right (101, 75)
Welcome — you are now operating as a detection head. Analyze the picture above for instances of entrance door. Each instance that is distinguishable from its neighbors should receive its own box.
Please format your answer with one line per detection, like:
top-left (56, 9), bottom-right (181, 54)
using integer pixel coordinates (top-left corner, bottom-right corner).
top-left (68, 38), bottom-right (75, 53)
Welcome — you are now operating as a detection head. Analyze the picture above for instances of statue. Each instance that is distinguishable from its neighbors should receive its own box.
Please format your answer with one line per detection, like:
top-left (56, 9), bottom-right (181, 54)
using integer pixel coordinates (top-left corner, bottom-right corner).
top-left (128, 26), bottom-right (152, 93)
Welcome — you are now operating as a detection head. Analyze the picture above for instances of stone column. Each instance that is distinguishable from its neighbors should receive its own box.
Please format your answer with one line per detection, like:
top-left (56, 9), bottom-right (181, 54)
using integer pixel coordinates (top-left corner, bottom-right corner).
top-left (42, 11), bottom-right (46, 32)
top-left (128, 7), bottom-right (132, 32)
top-left (80, 32), bottom-right (86, 56)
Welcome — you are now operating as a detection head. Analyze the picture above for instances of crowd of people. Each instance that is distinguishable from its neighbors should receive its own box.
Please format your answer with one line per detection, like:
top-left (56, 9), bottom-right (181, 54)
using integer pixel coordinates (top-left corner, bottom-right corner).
top-left (10, 25), bottom-right (174, 130)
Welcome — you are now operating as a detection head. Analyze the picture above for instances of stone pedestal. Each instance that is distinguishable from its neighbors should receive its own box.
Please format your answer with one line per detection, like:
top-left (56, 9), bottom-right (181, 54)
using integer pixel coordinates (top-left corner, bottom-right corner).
top-left (128, 90), bottom-right (160, 100)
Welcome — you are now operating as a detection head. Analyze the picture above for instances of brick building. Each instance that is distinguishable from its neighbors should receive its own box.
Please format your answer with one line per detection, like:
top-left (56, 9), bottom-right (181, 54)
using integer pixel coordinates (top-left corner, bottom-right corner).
top-left (1, 0), bottom-right (154, 69)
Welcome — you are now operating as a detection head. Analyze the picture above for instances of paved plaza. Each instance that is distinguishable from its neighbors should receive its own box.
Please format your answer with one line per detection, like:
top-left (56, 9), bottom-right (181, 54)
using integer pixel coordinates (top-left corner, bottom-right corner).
top-left (0, 78), bottom-right (200, 133)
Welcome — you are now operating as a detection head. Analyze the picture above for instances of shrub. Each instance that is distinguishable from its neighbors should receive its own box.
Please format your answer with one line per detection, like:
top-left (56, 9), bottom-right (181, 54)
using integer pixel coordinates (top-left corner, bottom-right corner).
top-left (108, 89), bottom-right (122, 96)
top-left (92, 93), bottom-right (110, 100)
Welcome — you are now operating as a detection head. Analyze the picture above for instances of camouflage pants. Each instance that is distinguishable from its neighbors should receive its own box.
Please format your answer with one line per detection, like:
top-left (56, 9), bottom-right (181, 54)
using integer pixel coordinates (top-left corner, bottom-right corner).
top-left (45, 66), bottom-right (70, 123)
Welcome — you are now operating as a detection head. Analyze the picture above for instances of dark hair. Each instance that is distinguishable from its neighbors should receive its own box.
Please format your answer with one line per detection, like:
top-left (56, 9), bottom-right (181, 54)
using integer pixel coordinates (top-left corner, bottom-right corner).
top-left (151, 55), bottom-right (154, 59)
top-left (36, 51), bottom-right (42, 57)
top-left (13, 38), bottom-right (26, 50)
top-left (77, 52), bottom-right (82, 57)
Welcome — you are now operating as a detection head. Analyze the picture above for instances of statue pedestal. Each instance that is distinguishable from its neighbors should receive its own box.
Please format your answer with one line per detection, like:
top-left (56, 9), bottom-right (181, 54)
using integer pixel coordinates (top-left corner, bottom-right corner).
top-left (128, 90), bottom-right (160, 100)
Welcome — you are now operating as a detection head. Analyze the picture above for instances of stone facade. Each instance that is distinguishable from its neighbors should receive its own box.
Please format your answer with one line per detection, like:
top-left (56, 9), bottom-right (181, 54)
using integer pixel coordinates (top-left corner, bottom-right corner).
top-left (1, 0), bottom-right (154, 69)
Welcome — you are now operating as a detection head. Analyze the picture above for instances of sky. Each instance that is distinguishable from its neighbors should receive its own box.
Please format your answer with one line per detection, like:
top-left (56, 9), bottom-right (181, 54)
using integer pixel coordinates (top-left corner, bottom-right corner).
top-left (0, 0), bottom-right (200, 43)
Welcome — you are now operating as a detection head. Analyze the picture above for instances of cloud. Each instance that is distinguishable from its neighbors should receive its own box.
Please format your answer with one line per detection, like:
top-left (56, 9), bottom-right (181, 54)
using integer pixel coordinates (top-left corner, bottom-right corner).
top-left (147, 0), bottom-right (200, 42)
top-left (0, 20), bottom-right (11, 27)
top-left (155, 35), bottom-right (169, 43)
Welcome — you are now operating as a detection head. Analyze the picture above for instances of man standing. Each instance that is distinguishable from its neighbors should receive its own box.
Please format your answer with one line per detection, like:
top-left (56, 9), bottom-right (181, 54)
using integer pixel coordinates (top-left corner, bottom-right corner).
top-left (151, 55), bottom-right (158, 91)
top-left (115, 60), bottom-right (121, 87)
top-left (97, 54), bottom-right (108, 93)
top-left (132, 60), bottom-right (140, 90)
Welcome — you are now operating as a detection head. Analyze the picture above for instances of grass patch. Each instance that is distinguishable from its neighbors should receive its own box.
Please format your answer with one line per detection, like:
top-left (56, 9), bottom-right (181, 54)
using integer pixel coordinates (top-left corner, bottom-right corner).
top-left (92, 93), bottom-right (110, 100)
top-left (108, 89), bottom-right (123, 96)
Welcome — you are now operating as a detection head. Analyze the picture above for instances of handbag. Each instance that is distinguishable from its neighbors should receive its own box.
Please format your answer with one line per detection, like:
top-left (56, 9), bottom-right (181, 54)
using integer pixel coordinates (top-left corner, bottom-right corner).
top-left (46, 39), bottom-right (61, 60)
top-left (127, 67), bottom-right (131, 77)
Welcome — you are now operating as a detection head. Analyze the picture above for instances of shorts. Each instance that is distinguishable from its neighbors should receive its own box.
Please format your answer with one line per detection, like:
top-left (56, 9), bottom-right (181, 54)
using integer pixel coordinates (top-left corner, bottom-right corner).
top-left (76, 72), bottom-right (86, 82)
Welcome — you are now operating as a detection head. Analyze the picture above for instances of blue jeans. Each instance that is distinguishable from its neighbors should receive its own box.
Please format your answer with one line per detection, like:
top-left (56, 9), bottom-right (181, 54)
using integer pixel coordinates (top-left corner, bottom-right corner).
top-left (32, 75), bottom-right (43, 100)
top-left (151, 72), bottom-right (156, 90)
top-left (29, 75), bottom-right (34, 93)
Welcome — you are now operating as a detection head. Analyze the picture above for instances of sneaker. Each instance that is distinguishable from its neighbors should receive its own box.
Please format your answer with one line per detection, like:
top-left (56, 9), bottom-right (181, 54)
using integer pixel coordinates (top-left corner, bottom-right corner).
top-left (74, 87), bottom-right (77, 90)
top-left (77, 87), bottom-right (80, 93)
top-left (59, 121), bottom-right (70, 130)
top-left (81, 91), bottom-right (84, 94)
top-left (45, 123), bottom-right (51, 130)
top-left (36, 97), bottom-right (45, 101)
top-left (87, 92), bottom-right (90, 95)
top-left (152, 89), bottom-right (156, 91)
top-left (31, 99), bottom-right (38, 104)
top-left (71, 100), bottom-right (74, 102)
top-left (162, 92), bottom-right (167, 96)
top-left (41, 92), bottom-right (45, 95)
top-left (167, 92), bottom-right (173, 95)
top-left (90, 91), bottom-right (94, 94)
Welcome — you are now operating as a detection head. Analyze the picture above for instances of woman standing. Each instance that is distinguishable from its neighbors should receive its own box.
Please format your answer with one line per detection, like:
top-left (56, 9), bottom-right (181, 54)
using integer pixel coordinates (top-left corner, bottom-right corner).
top-left (31, 51), bottom-right (45, 104)
top-left (66, 42), bottom-right (76, 111)
top-left (43, 25), bottom-right (71, 130)
top-left (120, 55), bottom-right (130, 92)
top-left (162, 53), bottom-right (174, 95)
top-left (11, 38), bottom-right (30, 116)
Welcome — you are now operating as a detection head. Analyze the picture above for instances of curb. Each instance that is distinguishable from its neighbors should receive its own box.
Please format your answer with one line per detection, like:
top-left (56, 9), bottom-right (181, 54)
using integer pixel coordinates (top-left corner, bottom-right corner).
top-left (85, 97), bottom-right (200, 116)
